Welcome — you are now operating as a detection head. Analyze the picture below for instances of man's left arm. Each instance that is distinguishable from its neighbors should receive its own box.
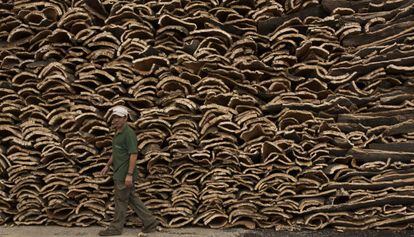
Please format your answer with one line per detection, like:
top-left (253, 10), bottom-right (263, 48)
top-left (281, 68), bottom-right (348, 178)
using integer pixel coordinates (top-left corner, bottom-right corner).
top-left (125, 153), bottom-right (137, 188)
top-left (125, 127), bottom-right (139, 188)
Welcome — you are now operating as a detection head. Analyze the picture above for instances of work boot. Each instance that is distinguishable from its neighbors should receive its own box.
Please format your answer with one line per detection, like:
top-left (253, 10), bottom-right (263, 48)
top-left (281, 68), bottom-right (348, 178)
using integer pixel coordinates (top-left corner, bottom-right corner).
top-left (98, 228), bottom-right (122, 236)
top-left (142, 220), bottom-right (160, 233)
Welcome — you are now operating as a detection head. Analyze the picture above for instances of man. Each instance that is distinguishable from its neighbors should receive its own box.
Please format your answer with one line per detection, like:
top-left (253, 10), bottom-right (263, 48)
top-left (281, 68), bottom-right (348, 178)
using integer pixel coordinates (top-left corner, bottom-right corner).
top-left (99, 105), bottom-right (159, 236)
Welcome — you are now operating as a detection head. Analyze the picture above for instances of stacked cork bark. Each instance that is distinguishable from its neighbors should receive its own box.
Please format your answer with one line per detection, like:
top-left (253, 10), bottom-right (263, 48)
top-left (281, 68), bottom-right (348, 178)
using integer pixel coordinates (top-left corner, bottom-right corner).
top-left (1, 0), bottom-right (414, 231)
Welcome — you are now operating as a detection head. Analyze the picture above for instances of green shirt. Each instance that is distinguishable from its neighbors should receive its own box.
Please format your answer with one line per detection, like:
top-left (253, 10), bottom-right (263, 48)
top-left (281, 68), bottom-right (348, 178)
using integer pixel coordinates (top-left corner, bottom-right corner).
top-left (112, 124), bottom-right (138, 181)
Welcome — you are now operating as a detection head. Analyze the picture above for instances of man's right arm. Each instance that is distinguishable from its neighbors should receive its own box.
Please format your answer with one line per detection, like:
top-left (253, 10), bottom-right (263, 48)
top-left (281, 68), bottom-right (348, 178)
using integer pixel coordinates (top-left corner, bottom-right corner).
top-left (100, 156), bottom-right (112, 175)
top-left (106, 156), bottom-right (113, 166)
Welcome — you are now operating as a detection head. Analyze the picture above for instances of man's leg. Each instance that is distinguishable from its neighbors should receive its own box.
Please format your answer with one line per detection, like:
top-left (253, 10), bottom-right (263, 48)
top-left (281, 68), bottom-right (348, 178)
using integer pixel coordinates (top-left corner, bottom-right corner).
top-left (110, 181), bottom-right (131, 231)
top-left (128, 188), bottom-right (159, 232)
top-left (99, 181), bottom-right (130, 236)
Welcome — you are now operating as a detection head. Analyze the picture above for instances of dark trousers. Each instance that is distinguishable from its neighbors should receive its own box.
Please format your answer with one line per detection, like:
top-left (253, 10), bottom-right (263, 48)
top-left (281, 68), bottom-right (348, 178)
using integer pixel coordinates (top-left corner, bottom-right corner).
top-left (109, 180), bottom-right (156, 231)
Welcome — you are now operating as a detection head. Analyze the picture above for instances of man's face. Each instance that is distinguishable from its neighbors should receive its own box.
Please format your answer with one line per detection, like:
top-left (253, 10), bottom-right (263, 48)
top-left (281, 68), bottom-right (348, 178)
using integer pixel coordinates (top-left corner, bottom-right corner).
top-left (111, 114), bottom-right (127, 130)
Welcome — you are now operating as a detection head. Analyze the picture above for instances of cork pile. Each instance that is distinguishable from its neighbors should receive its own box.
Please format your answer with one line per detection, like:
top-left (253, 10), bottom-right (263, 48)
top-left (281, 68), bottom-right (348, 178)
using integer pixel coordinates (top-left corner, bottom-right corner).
top-left (1, 0), bottom-right (414, 230)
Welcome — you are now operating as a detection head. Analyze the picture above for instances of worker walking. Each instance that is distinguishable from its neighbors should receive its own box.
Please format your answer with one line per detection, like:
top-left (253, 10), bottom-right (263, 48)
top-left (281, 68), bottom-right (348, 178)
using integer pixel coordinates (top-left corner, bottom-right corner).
top-left (99, 105), bottom-right (159, 236)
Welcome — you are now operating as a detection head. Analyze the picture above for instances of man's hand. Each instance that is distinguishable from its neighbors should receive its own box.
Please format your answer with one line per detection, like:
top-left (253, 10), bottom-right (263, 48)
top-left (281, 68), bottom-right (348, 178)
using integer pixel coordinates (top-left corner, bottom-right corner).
top-left (125, 174), bottom-right (133, 188)
top-left (100, 165), bottom-right (109, 176)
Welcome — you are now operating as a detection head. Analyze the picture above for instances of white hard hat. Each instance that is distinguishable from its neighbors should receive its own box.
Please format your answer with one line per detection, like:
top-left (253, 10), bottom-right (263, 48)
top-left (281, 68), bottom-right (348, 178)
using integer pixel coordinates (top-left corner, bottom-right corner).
top-left (110, 105), bottom-right (129, 117)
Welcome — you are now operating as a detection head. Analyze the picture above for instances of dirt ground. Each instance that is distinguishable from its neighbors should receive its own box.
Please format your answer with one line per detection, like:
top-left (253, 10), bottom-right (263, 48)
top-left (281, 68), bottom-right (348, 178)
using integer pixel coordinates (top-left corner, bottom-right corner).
top-left (1, 226), bottom-right (242, 237)
top-left (1, 226), bottom-right (414, 237)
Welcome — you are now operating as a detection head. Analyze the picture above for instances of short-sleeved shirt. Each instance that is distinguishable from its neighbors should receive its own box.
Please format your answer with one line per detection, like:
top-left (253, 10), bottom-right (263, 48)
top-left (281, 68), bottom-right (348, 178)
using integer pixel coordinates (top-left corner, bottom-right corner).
top-left (112, 124), bottom-right (138, 181)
